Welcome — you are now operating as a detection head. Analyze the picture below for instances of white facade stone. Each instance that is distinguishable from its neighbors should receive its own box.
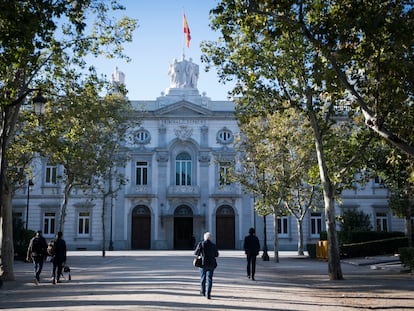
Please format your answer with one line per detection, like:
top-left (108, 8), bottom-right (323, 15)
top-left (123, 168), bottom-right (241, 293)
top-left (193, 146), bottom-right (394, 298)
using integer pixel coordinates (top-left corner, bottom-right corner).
top-left (12, 58), bottom-right (407, 251)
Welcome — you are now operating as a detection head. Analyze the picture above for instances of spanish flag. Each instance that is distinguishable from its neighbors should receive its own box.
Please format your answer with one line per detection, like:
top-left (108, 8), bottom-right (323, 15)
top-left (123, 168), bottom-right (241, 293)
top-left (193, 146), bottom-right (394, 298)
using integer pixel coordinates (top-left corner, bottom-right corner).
top-left (183, 14), bottom-right (191, 48)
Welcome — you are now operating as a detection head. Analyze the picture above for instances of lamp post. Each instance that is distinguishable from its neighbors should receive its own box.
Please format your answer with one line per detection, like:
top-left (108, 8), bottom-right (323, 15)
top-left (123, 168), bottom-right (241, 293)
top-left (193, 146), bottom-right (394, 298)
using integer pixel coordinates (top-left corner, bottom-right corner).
top-left (108, 195), bottom-right (114, 251)
top-left (262, 214), bottom-right (270, 261)
top-left (32, 91), bottom-right (47, 115)
top-left (25, 179), bottom-right (34, 230)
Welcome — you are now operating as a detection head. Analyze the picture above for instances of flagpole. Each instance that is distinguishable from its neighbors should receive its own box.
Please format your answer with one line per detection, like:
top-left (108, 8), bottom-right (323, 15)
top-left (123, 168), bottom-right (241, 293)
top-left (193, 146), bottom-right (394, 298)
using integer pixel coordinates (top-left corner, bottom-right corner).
top-left (183, 12), bottom-right (191, 59)
top-left (182, 9), bottom-right (186, 59)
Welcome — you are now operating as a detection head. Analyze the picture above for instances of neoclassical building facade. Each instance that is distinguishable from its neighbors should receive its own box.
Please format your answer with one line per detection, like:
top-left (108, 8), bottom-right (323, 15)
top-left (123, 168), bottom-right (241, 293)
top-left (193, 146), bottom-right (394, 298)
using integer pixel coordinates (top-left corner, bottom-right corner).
top-left (12, 57), bottom-right (407, 251)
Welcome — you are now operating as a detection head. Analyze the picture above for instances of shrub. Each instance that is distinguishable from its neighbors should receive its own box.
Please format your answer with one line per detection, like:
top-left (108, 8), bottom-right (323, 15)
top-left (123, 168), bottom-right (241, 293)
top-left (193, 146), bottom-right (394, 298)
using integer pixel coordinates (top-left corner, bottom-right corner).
top-left (306, 243), bottom-right (316, 258)
top-left (340, 210), bottom-right (372, 232)
top-left (340, 237), bottom-right (408, 258)
top-left (13, 218), bottom-right (35, 260)
top-left (338, 231), bottom-right (405, 245)
top-left (399, 247), bottom-right (414, 272)
top-left (319, 231), bottom-right (327, 240)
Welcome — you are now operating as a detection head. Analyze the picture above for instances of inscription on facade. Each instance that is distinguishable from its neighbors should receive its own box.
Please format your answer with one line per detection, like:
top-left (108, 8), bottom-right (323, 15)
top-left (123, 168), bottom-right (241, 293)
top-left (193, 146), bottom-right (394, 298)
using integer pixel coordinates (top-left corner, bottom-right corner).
top-left (160, 120), bottom-right (207, 125)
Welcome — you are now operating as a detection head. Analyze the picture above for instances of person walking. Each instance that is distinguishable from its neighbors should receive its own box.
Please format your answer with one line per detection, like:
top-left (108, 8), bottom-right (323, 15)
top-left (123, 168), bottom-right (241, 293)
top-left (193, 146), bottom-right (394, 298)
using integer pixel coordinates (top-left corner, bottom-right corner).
top-left (194, 232), bottom-right (219, 299)
top-left (244, 227), bottom-right (260, 280)
top-left (51, 231), bottom-right (67, 284)
top-left (26, 230), bottom-right (48, 285)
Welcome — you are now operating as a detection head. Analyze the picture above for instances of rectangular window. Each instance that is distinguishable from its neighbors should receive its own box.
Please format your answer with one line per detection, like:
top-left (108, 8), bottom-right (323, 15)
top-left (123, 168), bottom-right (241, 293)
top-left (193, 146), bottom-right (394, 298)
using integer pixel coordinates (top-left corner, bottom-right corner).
top-left (376, 212), bottom-right (388, 232)
top-left (43, 212), bottom-right (56, 236)
top-left (45, 165), bottom-right (57, 185)
top-left (219, 162), bottom-right (231, 186)
top-left (278, 216), bottom-right (289, 237)
top-left (13, 212), bottom-right (23, 226)
top-left (176, 160), bottom-right (191, 185)
top-left (78, 211), bottom-right (90, 237)
top-left (310, 212), bottom-right (322, 237)
top-left (136, 161), bottom-right (148, 185)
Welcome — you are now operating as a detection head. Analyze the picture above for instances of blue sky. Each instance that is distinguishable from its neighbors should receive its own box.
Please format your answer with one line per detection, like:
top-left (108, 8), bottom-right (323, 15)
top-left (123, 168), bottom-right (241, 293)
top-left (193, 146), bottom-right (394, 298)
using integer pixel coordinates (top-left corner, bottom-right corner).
top-left (88, 0), bottom-right (233, 101)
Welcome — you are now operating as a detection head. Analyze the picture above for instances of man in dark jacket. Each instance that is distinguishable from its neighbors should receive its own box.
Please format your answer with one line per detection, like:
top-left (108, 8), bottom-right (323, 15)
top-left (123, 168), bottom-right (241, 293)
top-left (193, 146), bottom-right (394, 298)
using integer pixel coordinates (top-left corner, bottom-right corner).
top-left (52, 231), bottom-right (67, 284)
top-left (194, 232), bottom-right (219, 299)
top-left (26, 230), bottom-right (48, 285)
top-left (244, 227), bottom-right (260, 280)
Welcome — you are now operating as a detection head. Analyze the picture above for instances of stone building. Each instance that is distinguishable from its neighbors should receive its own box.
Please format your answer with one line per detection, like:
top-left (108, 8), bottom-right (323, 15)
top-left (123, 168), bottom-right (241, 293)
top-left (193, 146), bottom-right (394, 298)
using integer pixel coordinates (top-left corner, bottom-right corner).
top-left (12, 57), bottom-right (408, 251)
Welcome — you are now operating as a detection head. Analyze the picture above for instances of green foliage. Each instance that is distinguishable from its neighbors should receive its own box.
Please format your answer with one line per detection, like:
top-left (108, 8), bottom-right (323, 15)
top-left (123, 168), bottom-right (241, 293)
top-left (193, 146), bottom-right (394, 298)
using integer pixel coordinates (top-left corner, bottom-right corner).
top-left (399, 247), bottom-right (414, 272)
top-left (0, 0), bottom-right (137, 280)
top-left (12, 218), bottom-right (34, 260)
top-left (306, 243), bottom-right (316, 258)
top-left (232, 107), bottom-right (319, 217)
top-left (339, 210), bottom-right (373, 232)
top-left (341, 237), bottom-right (408, 258)
top-left (202, 0), bottom-right (414, 156)
top-left (338, 231), bottom-right (405, 245)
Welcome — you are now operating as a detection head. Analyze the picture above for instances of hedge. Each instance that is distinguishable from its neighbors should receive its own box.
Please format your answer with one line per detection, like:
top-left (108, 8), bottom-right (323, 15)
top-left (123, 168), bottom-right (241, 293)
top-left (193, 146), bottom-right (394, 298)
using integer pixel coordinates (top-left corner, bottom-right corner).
top-left (399, 247), bottom-right (414, 272)
top-left (340, 237), bottom-right (408, 258)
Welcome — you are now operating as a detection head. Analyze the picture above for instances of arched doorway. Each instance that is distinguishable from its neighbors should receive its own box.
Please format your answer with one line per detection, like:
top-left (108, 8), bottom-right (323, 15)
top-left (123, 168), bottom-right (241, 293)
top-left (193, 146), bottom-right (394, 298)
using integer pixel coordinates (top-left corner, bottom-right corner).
top-left (131, 205), bottom-right (151, 249)
top-left (174, 205), bottom-right (193, 249)
top-left (216, 205), bottom-right (235, 249)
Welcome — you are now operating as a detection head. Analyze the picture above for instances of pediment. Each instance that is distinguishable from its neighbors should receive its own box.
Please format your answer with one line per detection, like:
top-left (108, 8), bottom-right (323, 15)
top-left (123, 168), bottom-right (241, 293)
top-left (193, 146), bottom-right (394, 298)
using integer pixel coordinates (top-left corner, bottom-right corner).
top-left (155, 100), bottom-right (212, 117)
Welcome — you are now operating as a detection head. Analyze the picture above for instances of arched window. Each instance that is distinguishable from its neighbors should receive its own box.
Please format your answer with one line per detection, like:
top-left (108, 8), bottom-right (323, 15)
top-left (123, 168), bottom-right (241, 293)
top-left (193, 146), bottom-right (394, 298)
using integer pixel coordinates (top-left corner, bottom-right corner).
top-left (176, 152), bottom-right (192, 186)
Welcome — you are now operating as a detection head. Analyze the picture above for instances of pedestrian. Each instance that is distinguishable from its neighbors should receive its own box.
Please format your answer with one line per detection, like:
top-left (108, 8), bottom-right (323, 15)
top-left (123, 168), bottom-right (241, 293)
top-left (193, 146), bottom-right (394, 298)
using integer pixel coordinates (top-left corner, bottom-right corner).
top-left (26, 230), bottom-right (48, 285)
top-left (244, 227), bottom-right (260, 280)
top-left (194, 232), bottom-right (219, 299)
top-left (51, 231), bottom-right (67, 284)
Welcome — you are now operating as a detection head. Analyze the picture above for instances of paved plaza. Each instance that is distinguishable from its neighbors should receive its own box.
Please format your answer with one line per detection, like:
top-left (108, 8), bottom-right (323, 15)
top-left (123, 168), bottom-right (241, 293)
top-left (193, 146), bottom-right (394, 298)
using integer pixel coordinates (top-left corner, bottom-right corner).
top-left (0, 251), bottom-right (413, 310)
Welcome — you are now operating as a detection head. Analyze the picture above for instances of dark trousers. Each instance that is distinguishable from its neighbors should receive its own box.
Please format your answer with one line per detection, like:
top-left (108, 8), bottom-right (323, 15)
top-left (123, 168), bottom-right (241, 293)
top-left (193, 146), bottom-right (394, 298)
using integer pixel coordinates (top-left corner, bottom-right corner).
top-left (246, 253), bottom-right (257, 277)
top-left (52, 259), bottom-right (64, 281)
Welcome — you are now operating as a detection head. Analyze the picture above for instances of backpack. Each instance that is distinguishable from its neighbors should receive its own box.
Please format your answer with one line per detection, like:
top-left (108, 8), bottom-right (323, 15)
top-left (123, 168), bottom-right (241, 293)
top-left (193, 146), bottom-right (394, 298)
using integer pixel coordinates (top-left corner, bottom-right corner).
top-left (47, 240), bottom-right (56, 256)
top-left (32, 237), bottom-right (43, 255)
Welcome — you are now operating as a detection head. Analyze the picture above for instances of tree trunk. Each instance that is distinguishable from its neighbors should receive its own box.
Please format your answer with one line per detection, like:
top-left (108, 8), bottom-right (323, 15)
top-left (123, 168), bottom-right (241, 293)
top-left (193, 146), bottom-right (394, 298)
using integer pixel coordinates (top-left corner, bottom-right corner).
top-left (297, 219), bottom-right (304, 256)
top-left (307, 99), bottom-right (343, 280)
top-left (58, 182), bottom-right (72, 232)
top-left (406, 197), bottom-right (413, 247)
top-left (324, 185), bottom-right (343, 280)
top-left (0, 179), bottom-right (15, 281)
top-left (273, 213), bottom-right (279, 262)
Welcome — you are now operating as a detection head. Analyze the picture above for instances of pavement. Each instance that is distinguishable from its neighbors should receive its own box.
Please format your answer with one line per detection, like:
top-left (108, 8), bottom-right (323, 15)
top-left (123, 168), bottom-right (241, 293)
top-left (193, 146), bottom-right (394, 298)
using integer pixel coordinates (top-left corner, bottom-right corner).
top-left (0, 251), bottom-right (413, 311)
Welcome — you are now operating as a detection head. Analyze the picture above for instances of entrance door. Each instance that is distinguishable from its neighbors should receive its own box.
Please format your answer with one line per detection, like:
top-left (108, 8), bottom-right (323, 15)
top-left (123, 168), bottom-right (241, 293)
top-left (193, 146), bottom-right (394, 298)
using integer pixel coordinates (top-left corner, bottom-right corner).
top-left (131, 205), bottom-right (151, 249)
top-left (173, 205), bottom-right (193, 249)
top-left (216, 205), bottom-right (235, 249)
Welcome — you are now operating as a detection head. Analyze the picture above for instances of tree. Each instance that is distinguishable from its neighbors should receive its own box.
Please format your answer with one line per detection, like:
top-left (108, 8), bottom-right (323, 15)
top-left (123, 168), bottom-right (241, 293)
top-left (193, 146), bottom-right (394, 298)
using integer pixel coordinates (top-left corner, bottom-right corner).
top-left (233, 106), bottom-right (319, 260)
top-left (37, 74), bottom-right (137, 231)
top-left (0, 1), bottom-right (136, 281)
top-left (371, 144), bottom-right (413, 247)
top-left (202, 0), bottom-right (375, 280)
top-left (283, 183), bottom-right (320, 256)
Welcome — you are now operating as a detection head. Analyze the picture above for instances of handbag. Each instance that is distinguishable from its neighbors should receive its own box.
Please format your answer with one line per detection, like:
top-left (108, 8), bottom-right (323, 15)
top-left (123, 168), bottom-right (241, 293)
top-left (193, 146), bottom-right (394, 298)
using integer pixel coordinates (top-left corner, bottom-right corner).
top-left (193, 241), bottom-right (203, 267)
top-left (193, 256), bottom-right (202, 268)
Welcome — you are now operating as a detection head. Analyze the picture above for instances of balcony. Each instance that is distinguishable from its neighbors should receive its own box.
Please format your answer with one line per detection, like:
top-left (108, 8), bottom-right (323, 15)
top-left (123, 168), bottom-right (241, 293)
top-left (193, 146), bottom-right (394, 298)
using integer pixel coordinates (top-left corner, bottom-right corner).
top-left (211, 184), bottom-right (241, 198)
top-left (125, 185), bottom-right (155, 198)
top-left (167, 185), bottom-right (200, 198)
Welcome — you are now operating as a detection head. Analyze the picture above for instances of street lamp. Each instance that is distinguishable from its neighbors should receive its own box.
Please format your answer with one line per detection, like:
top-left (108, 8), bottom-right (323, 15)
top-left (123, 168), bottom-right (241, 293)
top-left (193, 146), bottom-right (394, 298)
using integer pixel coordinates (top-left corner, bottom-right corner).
top-left (25, 180), bottom-right (34, 230)
top-left (32, 91), bottom-right (46, 115)
top-left (262, 214), bottom-right (270, 261)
